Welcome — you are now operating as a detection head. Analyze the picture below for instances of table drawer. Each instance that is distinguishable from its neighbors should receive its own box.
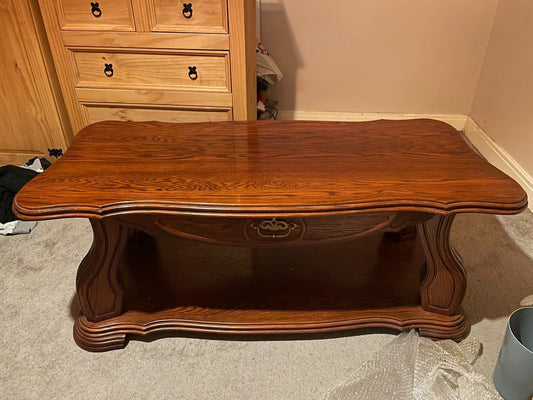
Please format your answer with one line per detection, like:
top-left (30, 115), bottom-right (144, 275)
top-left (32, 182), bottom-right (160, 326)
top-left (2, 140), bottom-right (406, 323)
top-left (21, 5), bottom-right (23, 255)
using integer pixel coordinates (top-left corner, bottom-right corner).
top-left (56, 0), bottom-right (135, 31)
top-left (83, 104), bottom-right (232, 124)
top-left (72, 51), bottom-right (231, 92)
top-left (118, 212), bottom-right (432, 247)
top-left (149, 0), bottom-right (228, 33)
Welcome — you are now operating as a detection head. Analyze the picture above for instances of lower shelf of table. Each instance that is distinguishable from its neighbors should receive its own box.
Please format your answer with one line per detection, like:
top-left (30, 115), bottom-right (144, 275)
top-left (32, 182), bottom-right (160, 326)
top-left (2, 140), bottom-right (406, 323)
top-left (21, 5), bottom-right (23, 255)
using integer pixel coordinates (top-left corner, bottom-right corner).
top-left (74, 230), bottom-right (469, 351)
top-left (75, 305), bottom-right (468, 345)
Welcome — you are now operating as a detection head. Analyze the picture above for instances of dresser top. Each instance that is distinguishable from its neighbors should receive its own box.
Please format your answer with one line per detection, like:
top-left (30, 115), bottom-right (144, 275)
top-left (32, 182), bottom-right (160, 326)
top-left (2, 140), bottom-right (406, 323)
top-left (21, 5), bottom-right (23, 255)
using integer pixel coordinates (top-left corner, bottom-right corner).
top-left (14, 119), bottom-right (527, 219)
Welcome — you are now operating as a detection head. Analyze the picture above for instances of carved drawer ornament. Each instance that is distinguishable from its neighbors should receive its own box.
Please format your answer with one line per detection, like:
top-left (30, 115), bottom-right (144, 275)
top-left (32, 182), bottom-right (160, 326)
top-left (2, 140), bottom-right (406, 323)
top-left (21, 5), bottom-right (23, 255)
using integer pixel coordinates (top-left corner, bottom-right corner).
top-left (251, 218), bottom-right (299, 239)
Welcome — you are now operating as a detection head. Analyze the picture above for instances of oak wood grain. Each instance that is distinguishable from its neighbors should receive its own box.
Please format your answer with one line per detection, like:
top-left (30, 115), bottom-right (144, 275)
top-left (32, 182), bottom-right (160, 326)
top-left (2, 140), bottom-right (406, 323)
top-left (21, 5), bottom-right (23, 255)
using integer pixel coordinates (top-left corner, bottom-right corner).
top-left (72, 229), bottom-right (468, 351)
top-left (419, 214), bottom-right (466, 315)
top-left (14, 119), bottom-right (524, 351)
top-left (76, 218), bottom-right (126, 322)
top-left (74, 307), bottom-right (468, 352)
top-left (113, 211), bottom-right (431, 246)
top-left (14, 119), bottom-right (527, 219)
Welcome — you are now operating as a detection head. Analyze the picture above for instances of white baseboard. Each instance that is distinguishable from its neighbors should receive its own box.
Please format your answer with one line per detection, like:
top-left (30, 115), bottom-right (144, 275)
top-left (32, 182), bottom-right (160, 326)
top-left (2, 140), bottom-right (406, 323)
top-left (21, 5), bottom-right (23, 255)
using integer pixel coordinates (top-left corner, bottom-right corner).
top-left (463, 117), bottom-right (532, 211)
top-left (277, 111), bottom-right (468, 131)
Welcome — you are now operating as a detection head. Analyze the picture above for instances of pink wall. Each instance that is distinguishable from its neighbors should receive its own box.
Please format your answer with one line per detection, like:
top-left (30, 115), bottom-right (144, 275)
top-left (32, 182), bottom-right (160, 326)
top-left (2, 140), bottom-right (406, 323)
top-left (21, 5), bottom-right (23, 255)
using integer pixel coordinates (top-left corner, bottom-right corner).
top-left (471, 0), bottom-right (533, 175)
top-left (261, 0), bottom-right (498, 114)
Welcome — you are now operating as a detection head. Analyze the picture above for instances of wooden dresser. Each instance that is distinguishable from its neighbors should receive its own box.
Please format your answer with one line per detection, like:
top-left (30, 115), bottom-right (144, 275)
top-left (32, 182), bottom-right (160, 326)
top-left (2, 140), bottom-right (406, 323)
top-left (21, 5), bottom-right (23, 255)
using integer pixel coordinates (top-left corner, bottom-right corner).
top-left (37, 0), bottom-right (256, 134)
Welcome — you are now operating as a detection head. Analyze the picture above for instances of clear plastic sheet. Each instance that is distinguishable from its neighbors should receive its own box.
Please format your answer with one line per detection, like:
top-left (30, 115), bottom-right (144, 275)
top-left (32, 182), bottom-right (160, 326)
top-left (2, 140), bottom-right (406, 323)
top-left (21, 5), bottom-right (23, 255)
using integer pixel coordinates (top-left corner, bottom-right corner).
top-left (325, 330), bottom-right (500, 400)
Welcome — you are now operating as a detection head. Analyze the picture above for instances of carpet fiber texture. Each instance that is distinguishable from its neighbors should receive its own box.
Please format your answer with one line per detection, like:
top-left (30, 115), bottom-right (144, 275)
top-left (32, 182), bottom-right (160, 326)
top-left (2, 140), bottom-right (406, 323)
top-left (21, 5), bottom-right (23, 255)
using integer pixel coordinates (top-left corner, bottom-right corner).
top-left (1, 211), bottom-right (532, 399)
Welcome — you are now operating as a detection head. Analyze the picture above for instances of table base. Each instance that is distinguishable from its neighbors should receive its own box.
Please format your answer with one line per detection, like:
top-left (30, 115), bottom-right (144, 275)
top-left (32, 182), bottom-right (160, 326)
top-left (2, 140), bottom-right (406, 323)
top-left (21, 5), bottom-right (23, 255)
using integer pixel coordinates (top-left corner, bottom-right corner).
top-left (73, 214), bottom-right (469, 351)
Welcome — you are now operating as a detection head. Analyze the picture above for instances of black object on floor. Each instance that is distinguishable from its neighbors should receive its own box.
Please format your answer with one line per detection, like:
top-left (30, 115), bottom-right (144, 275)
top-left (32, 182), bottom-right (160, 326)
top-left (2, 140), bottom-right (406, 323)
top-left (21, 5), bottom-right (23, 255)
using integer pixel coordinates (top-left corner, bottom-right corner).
top-left (0, 166), bottom-right (39, 223)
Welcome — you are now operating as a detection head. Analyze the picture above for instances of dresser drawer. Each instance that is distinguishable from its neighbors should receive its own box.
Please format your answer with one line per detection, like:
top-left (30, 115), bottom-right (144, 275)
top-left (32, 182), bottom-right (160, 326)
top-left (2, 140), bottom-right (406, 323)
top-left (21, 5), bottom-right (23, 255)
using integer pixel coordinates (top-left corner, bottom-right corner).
top-left (83, 104), bottom-right (232, 124)
top-left (56, 0), bottom-right (135, 31)
top-left (72, 51), bottom-right (231, 92)
top-left (149, 0), bottom-right (228, 33)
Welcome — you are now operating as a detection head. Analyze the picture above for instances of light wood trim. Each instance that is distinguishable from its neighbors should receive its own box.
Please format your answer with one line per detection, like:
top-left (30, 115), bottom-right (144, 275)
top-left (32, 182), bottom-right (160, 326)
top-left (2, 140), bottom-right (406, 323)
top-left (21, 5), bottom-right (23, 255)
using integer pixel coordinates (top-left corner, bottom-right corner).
top-left (61, 31), bottom-right (230, 50)
top-left (38, 0), bottom-right (88, 133)
top-left (55, 0), bottom-right (135, 32)
top-left (70, 49), bottom-right (231, 93)
top-left (76, 88), bottom-right (233, 108)
top-left (37, 0), bottom-right (256, 130)
top-left (29, 0), bottom-right (73, 144)
top-left (81, 103), bottom-right (233, 124)
top-left (0, 150), bottom-right (46, 166)
top-left (228, 0), bottom-right (256, 120)
top-left (0, 0), bottom-right (71, 164)
top-left (147, 0), bottom-right (228, 34)
top-left (130, 0), bottom-right (152, 32)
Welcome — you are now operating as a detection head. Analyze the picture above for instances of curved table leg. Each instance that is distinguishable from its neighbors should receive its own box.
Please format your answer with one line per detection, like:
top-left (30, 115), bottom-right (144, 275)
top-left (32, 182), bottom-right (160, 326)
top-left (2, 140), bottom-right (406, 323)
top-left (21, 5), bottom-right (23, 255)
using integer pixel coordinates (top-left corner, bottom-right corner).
top-left (74, 218), bottom-right (128, 351)
top-left (417, 214), bottom-right (469, 339)
top-left (418, 214), bottom-right (467, 316)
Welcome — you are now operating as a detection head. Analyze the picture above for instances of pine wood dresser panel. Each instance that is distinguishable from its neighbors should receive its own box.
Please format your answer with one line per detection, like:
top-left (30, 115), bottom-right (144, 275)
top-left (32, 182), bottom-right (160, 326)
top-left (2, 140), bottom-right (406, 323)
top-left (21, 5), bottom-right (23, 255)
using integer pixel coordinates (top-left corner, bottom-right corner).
top-left (84, 104), bottom-right (232, 123)
top-left (56, 0), bottom-right (136, 31)
top-left (0, 0), bottom-right (72, 164)
top-left (14, 119), bottom-right (528, 352)
top-left (149, 0), bottom-right (228, 33)
top-left (71, 50), bottom-right (231, 92)
top-left (38, 0), bottom-right (256, 134)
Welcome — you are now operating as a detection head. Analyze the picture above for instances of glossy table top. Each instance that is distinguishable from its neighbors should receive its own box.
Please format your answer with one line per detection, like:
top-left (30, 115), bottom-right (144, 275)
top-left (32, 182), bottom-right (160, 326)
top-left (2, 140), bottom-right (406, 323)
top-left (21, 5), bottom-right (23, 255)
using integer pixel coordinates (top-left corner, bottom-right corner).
top-left (14, 119), bottom-right (527, 219)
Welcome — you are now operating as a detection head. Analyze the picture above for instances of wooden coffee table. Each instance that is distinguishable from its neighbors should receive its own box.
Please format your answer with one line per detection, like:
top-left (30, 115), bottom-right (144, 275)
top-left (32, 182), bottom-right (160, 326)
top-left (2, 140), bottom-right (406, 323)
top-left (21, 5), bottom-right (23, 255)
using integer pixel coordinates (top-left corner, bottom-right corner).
top-left (14, 120), bottom-right (527, 352)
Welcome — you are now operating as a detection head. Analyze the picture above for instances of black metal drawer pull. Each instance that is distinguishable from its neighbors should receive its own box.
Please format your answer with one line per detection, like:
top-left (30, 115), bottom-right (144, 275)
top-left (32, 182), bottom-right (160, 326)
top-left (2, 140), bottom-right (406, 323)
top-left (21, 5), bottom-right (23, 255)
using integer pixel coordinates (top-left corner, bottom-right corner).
top-left (48, 148), bottom-right (63, 158)
top-left (91, 2), bottom-right (102, 18)
top-left (188, 66), bottom-right (198, 80)
top-left (104, 63), bottom-right (114, 77)
top-left (182, 3), bottom-right (193, 18)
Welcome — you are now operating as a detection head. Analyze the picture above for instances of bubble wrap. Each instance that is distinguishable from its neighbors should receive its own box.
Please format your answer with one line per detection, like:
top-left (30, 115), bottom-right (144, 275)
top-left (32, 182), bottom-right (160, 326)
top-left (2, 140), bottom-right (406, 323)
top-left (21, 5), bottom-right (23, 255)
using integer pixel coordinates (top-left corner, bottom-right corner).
top-left (325, 330), bottom-right (500, 400)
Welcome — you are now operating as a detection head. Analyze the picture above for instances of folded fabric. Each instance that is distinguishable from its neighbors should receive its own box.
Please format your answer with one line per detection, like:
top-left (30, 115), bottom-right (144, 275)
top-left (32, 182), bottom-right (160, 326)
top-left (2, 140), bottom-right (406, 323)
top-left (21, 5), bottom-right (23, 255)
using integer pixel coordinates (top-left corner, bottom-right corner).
top-left (20, 157), bottom-right (48, 173)
top-left (0, 220), bottom-right (38, 235)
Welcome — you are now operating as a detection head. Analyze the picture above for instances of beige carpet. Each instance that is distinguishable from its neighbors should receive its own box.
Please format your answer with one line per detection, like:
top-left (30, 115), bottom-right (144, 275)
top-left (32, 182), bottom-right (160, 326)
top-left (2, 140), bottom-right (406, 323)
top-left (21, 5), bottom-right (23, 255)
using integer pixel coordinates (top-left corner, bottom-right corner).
top-left (1, 211), bottom-right (532, 399)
